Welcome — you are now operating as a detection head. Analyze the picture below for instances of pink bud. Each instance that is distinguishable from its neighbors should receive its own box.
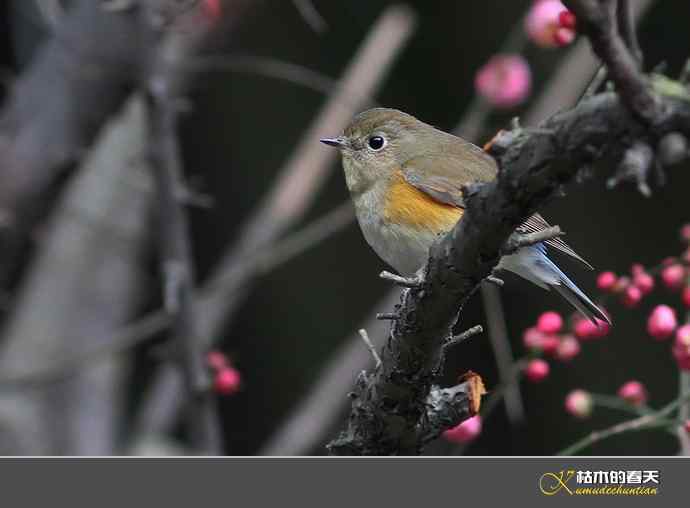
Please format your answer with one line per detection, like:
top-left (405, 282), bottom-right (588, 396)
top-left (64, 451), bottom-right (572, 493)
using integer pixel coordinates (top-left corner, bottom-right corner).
top-left (680, 224), bottom-right (690, 242)
top-left (682, 287), bottom-right (690, 308)
top-left (647, 304), bottom-right (678, 340)
top-left (525, 0), bottom-right (575, 48)
top-left (474, 54), bottom-right (531, 108)
top-left (555, 335), bottom-right (581, 362)
top-left (574, 317), bottom-right (610, 340)
top-left (523, 327), bottom-right (545, 350)
top-left (207, 350), bottom-right (228, 371)
top-left (557, 10), bottom-right (577, 29)
top-left (596, 271), bottom-right (617, 291)
top-left (443, 415), bottom-right (482, 444)
top-left (617, 380), bottom-right (648, 406)
top-left (633, 271), bottom-right (654, 295)
top-left (214, 367), bottom-right (242, 395)
top-left (537, 311), bottom-right (563, 334)
top-left (524, 358), bottom-right (550, 382)
top-left (661, 264), bottom-right (686, 291)
top-left (565, 389), bottom-right (592, 418)
top-left (672, 324), bottom-right (690, 371)
top-left (622, 285), bottom-right (643, 308)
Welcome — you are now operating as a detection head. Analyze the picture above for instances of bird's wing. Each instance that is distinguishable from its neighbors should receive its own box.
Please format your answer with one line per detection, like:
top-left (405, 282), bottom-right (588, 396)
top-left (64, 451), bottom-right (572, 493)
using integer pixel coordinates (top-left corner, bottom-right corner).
top-left (402, 150), bottom-right (594, 270)
top-left (515, 213), bottom-right (594, 269)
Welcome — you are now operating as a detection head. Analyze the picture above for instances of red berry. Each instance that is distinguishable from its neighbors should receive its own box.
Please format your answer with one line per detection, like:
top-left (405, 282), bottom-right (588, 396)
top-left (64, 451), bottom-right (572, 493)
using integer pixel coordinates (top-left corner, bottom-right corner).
top-left (662, 264), bottom-right (686, 291)
top-left (537, 311), bottom-right (563, 334)
top-left (647, 304), bottom-right (678, 340)
top-left (596, 271), bottom-right (617, 291)
top-left (574, 317), bottom-right (610, 340)
top-left (207, 350), bottom-right (228, 371)
top-left (565, 389), bottom-right (592, 418)
top-left (443, 415), bottom-right (482, 443)
top-left (214, 367), bottom-right (241, 395)
top-left (541, 335), bottom-right (561, 356)
top-left (633, 272), bottom-right (654, 295)
top-left (558, 10), bottom-right (576, 29)
top-left (622, 285), bottom-right (643, 308)
top-left (555, 335), bottom-right (581, 362)
top-left (524, 359), bottom-right (550, 383)
top-left (673, 325), bottom-right (690, 371)
top-left (617, 380), bottom-right (648, 406)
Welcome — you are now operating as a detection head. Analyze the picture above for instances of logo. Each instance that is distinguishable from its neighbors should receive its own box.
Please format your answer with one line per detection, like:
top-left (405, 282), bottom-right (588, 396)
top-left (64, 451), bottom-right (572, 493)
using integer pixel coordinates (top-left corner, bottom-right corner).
top-left (539, 469), bottom-right (659, 496)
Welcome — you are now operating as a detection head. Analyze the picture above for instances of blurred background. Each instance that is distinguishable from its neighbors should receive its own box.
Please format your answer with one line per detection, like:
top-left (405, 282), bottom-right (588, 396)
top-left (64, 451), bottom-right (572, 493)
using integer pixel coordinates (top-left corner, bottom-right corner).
top-left (0, 0), bottom-right (689, 456)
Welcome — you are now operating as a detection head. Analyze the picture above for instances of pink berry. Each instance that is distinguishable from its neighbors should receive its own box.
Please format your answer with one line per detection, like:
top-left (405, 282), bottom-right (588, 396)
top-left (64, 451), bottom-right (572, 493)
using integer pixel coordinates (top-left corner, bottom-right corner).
top-left (214, 367), bottom-right (241, 395)
top-left (574, 317), bottom-right (610, 340)
top-left (661, 264), bottom-right (686, 291)
top-left (680, 224), bottom-right (690, 242)
top-left (633, 271), bottom-right (654, 295)
top-left (631, 263), bottom-right (645, 276)
top-left (537, 311), bottom-right (563, 334)
top-left (622, 285), bottom-right (643, 308)
top-left (565, 389), bottom-right (592, 418)
top-left (682, 287), bottom-right (690, 308)
top-left (474, 54), bottom-right (531, 108)
top-left (647, 304), bottom-right (678, 340)
top-left (443, 415), bottom-right (482, 444)
top-left (523, 327), bottom-right (545, 350)
top-left (524, 359), bottom-right (550, 383)
top-left (672, 325), bottom-right (690, 371)
top-left (613, 276), bottom-right (631, 293)
top-left (541, 335), bottom-right (561, 356)
top-left (555, 335), bottom-right (581, 362)
top-left (525, 0), bottom-right (575, 48)
top-left (207, 350), bottom-right (228, 371)
top-left (557, 10), bottom-right (577, 29)
top-left (684, 420), bottom-right (690, 434)
top-left (553, 27), bottom-right (575, 46)
top-left (596, 271), bottom-right (617, 291)
top-left (617, 380), bottom-right (648, 406)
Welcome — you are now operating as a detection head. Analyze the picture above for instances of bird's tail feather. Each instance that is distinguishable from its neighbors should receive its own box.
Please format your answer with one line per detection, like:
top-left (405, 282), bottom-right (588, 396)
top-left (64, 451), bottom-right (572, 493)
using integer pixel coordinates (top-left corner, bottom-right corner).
top-left (541, 250), bottom-right (610, 325)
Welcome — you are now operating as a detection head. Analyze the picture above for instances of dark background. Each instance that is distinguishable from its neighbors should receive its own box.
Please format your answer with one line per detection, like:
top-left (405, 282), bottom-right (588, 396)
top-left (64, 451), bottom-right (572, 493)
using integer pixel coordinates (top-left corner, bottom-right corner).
top-left (1, 0), bottom-right (689, 455)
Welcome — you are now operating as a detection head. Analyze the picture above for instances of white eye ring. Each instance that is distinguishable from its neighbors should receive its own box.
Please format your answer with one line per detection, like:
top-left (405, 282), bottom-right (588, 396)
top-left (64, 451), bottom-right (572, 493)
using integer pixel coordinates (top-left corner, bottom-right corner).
top-left (367, 135), bottom-right (387, 151)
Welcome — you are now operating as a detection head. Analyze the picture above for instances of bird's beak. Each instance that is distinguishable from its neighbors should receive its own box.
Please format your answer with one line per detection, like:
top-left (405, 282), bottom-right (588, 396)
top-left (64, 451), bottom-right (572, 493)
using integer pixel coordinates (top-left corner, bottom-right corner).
top-left (320, 136), bottom-right (347, 148)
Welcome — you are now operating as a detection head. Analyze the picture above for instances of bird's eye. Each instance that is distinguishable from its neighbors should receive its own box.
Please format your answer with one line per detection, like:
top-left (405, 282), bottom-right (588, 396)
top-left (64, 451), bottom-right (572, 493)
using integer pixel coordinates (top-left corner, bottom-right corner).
top-left (367, 135), bottom-right (386, 151)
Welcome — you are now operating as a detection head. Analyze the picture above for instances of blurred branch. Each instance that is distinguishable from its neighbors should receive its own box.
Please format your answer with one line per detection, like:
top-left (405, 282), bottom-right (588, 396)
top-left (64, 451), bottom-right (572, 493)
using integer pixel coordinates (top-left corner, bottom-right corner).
top-left (292, 0), bottom-right (327, 34)
top-left (678, 371), bottom-right (690, 455)
top-left (146, 87), bottom-right (221, 454)
top-left (329, 0), bottom-right (690, 454)
top-left (0, 97), bottom-right (151, 454)
top-left (132, 4), bottom-right (417, 442)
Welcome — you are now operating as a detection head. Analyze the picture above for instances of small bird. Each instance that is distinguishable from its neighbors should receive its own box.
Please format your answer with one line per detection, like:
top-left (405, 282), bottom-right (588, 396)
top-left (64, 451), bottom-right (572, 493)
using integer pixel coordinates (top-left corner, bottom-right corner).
top-left (321, 108), bottom-right (609, 324)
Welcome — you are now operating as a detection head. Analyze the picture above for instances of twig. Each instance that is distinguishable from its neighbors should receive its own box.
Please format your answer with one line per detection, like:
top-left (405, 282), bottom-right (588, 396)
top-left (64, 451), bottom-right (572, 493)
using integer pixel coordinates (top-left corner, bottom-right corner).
top-left (442, 325), bottom-right (484, 352)
top-left (358, 329), bottom-right (382, 369)
top-left (484, 275), bottom-right (504, 287)
top-left (146, 88), bottom-right (221, 455)
top-left (379, 270), bottom-right (421, 288)
top-left (502, 226), bottom-right (563, 255)
top-left (376, 312), bottom-right (399, 321)
top-left (558, 393), bottom-right (690, 455)
top-left (480, 284), bottom-right (524, 425)
top-left (563, 0), bottom-right (662, 122)
top-left (292, 0), bottom-right (328, 34)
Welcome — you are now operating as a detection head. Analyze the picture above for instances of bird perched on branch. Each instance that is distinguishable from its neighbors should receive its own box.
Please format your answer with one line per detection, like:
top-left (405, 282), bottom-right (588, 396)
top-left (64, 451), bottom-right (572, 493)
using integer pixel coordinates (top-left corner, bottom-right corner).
top-left (321, 108), bottom-right (609, 324)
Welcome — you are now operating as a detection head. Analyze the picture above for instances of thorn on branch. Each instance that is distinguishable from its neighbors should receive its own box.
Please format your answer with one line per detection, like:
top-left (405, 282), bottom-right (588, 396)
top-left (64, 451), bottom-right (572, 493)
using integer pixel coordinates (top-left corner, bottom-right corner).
top-left (442, 325), bottom-right (484, 352)
top-left (358, 329), bottom-right (382, 368)
top-left (503, 226), bottom-right (563, 255)
top-left (607, 140), bottom-right (655, 197)
top-left (376, 312), bottom-right (399, 321)
top-left (379, 270), bottom-right (421, 288)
